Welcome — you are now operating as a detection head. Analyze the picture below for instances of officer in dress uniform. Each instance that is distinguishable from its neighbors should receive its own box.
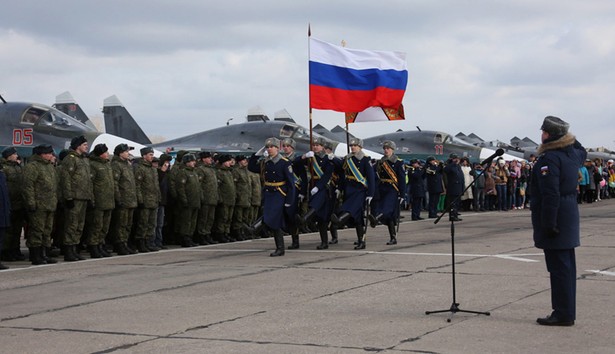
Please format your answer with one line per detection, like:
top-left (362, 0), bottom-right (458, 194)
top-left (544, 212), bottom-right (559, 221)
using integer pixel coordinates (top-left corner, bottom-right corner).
top-left (248, 137), bottom-right (295, 256)
top-left (425, 156), bottom-right (444, 218)
top-left (324, 140), bottom-right (342, 245)
top-left (368, 140), bottom-right (406, 245)
top-left (532, 116), bottom-right (586, 326)
top-left (299, 137), bottom-right (334, 249)
top-left (330, 138), bottom-right (375, 250)
top-left (281, 138), bottom-right (307, 249)
top-left (0, 147), bottom-right (26, 262)
top-left (408, 159), bottom-right (426, 221)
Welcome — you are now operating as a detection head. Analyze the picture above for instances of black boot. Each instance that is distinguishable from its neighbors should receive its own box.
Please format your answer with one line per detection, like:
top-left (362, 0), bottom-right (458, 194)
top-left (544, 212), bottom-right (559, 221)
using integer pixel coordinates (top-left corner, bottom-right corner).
top-left (1, 249), bottom-right (16, 262)
top-left (125, 242), bottom-right (137, 254)
top-left (270, 230), bottom-right (285, 257)
top-left (181, 235), bottom-right (197, 247)
top-left (331, 212), bottom-right (351, 228)
top-left (245, 217), bottom-right (264, 236)
top-left (354, 226), bottom-right (366, 250)
top-left (0, 261), bottom-right (8, 270)
top-left (316, 223), bottom-right (329, 249)
top-left (31, 247), bottom-right (47, 265)
top-left (13, 247), bottom-right (26, 261)
top-left (115, 243), bottom-right (129, 256)
top-left (368, 213), bottom-right (383, 228)
top-left (386, 222), bottom-right (397, 245)
top-left (214, 233), bottom-right (228, 243)
top-left (42, 247), bottom-right (58, 263)
top-left (299, 208), bottom-right (316, 226)
top-left (288, 234), bottom-right (300, 249)
top-left (88, 245), bottom-right (102, 258)
top-left (137, 239), bottom-right (150, 253)
top-left (99, 244), bottom-right (112, 257)
top-left (73, 245), bottom-right (86, 260)
top-left (63, 245), bottom-right (79, 262)
top-left (204, 234), bottom-right (218, 244)
top-left (329, 225), bottom-right (338, 244)
top-left (196, 234), bottom-right (208, 245)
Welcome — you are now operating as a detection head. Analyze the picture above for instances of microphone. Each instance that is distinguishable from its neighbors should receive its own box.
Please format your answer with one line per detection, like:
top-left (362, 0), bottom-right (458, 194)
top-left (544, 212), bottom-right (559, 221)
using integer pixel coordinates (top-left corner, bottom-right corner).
top-left (480, 148), bottom-right (504, 166)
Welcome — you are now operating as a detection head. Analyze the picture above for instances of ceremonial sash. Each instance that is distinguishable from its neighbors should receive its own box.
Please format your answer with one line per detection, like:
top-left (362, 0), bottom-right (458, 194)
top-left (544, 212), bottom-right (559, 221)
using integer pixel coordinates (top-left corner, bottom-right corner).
top-left (311, 157), bottom-right (324, 179)
top-left (380, 160), bottom-right (399, 193)
top-left (345, 157), bottom-right (367, 188)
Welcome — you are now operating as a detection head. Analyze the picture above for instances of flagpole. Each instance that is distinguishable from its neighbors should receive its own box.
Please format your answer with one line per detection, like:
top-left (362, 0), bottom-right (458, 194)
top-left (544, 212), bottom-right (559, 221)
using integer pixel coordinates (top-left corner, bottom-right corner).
top-left (308, 23), bottom-right (313, 148)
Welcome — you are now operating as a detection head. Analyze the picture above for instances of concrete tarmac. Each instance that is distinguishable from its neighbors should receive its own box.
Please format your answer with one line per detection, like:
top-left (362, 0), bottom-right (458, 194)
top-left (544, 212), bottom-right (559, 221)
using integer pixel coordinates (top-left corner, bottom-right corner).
top-left (1, 201), bottom-right (614, 353)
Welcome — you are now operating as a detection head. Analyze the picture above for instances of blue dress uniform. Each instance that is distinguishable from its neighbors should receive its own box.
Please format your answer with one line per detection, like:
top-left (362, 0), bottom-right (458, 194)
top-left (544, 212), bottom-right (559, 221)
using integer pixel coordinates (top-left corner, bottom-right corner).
top-left (370, 152), bottom-right (406, 244)
top-left (443, 155), bottom-right (464, 221)
top-left (531, 116), bottom-right (586, 326)
top-left (408, 160), bottom-right (426, 220)
top-left (332, 145), bottom-right (375, 249)
top-left (425, 157), bottom-right (444, 218)
top-left (248, 139), bottom-right (295, 256)
top-left (284, 148), bottom-right (307, 249)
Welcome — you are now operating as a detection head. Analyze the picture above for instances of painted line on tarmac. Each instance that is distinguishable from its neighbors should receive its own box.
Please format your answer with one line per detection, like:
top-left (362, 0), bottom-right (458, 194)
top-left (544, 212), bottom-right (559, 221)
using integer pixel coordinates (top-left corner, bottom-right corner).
top-left (586, 270), bottom-right (615, 276)
top-left (187, 248), bottom-right (541, 262)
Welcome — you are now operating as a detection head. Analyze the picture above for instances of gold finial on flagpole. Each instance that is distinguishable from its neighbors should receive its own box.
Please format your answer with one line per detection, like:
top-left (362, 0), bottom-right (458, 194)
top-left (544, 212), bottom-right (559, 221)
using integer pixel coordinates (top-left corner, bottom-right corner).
top-left (341, 40), bottom-right (346, 47)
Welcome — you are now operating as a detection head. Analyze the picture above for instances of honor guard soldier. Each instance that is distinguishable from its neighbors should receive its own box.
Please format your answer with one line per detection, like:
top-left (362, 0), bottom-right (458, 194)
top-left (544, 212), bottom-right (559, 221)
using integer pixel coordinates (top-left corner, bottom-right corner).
top-left (60, 135), bottom-right (93, 261)
top-left (85, 144), bottom-right (115, 258)
top-left (195, 152), bottom-right (219, 245)
top-left (408, 159), bottom-right (426, 220)
top-left (532, 116), bottom-right (586, 326)
top-left (425, 156), bottom-right (444, 218)
top-left (369, 140), bottom-right (406, 245)
top-left (299, 137), bottom-right (334, 249)
top-left (331, 138), bottom-right (375, 249)
top-left (443, 153), bottom-right (464, 221)
top-left (109, 143), bottom-right (138, 255)
top-left (281, 137), bottom-right (307, 249)
top-left (248, 137), bottom-right (295, 256)
top-left (23, 144), bottom-right (58, 265)
top-left (323, 140), bottom-right (342, 245)
top-left (175, 153), bottom-right (202, 247)
top-left (0, 147), bottom-right (27, 262)
top-left (134, 147), bottom-right (162, 252)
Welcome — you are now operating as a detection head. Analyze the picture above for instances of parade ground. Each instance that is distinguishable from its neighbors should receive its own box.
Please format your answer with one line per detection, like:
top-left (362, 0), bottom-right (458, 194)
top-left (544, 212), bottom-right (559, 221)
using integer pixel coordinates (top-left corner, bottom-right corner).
top-left (1, 201), bottom-right (614, 353)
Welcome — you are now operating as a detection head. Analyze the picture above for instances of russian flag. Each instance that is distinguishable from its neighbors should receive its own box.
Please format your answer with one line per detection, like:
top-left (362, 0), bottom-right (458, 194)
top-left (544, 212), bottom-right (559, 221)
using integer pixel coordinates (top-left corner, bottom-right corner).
top-left (309, 37), bottom-right (408, 113)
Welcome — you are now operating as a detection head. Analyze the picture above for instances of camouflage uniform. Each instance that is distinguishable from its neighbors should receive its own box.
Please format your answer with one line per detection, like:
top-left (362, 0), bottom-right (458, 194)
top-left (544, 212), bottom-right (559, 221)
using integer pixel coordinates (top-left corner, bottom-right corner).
top-left (248, 171), bottom-right (262, 226)
top-left (23, 154), bottom-right (58, 248)
top-left (175, 158), bottom-right (201, 245)
top-left (213, 160), bottom-right (236, 242)
top-left (60, 150), bottom-right (93, 247)
top-left (230, 160), bottom-right (252, 240)
top-left (109, 155), bottom-right (138, 252)
top-left (86, 154), bottom-right (115, 251)
top-left (0, 157), bottom-right (26, 260)
top-left (134, 158), bottom-right (161, 246)
top-left (195, 160), bottom-right (218, 243)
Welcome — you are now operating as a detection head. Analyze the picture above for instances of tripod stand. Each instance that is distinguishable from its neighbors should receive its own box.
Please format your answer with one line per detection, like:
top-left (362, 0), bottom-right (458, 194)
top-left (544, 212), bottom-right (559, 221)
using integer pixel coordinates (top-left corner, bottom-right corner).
top-left (425, 158), bottom-right (493, 322)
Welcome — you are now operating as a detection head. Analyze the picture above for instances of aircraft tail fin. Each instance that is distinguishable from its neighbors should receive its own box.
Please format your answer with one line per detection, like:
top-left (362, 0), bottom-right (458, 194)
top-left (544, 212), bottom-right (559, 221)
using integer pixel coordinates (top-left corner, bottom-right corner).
top-left (54, 91), bottom-right (97, 130)
top-left (103, 95), bottom-right (152, 145)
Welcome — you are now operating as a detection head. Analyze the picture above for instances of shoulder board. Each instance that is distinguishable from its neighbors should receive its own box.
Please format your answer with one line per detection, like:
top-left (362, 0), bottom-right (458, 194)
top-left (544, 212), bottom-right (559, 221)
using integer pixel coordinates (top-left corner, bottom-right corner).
top-left (280, 157), bottom-right (289, 161)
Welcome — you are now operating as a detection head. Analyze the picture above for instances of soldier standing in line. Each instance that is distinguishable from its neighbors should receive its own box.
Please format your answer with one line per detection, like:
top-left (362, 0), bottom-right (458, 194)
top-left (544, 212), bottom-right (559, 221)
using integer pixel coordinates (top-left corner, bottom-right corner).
top-left (0, 165), bottom-right (10, 270)
top-left (323, 141), bottom-right (341, 245)
top-left (194, 152), bottom-right (218, 245)
top-left (368, 140), bottom-right (406, 245)
top-left (298, 137), bottom-right (334, 249)
top-left (247, 166), bottom-right (262, 238)
top-left (175, 154), bottom-right (201, 247)
top-left (109, 143), bottom-right (138, 255)
top-left (85, 144), bottom-right (115, 258)
top-left (408, 159), bottom-right (426, 221)
top-left (60, 135), bottom-right (93, 261)
top-left (154, 154), bottom-right (172, 249)
top-left (168, 150), bottom-right (188, 245)
top-left (134, 147), bottom-right (162, 252)
top-left (425, 156), bottom-right (444, 218)
top-left (22, 144), bottom-right (58, 265)
top-left (230, 155), bottom-right (251, 241)
top-left (330, 138), bottom-right (375, 250)
top-left (213, 155), bottom-right (236, 243)
top-left (248, 137), bottom-right (295, 256)
top-left (281, 138), bottom-right (307, 249)
top-left (0, 147), bottom-right (26, 262)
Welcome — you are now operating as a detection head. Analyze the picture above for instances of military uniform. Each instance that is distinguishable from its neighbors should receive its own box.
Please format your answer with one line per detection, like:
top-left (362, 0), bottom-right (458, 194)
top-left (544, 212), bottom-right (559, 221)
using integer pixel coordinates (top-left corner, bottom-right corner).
top-left (85, 146), bottom-right (115, 258)
top-left (109, 148), bottom-right (138, 255)
top-left (0, 169), bottom-right (10, 270)
top-left (174, 154), bottom-right (201, 246)
top-left (0, 152), bottom-right (26, 261)
top-left (408, 160), bottom-right (426, 220)
top-left (213, 155), bottom-right (236, 242)
top-left (195, 153), bottom-right (219, 244)
top-left (283, 148), bottom-right (307, 249)
top-left (230, 156), bottom-right (252, 241)
top-left (60, 143), bottom-right (93, 260)
top-left (248, 170), bottom-right (262, 231)
top-left (425, 157), bottom-right (444, 218)
top-left (23, 148), bottom-right (58, 265)
top-left (134, 153), bottom-right (161, 252)
top-left (443, 155), bottom-right (464, 221)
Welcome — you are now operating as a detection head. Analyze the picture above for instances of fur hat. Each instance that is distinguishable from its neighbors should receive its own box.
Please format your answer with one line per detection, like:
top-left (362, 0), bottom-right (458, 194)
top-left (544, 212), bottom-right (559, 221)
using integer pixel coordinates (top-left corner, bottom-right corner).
top-left (159, 153), bottom-right (173, 164)
top-left (541, 116), bottom-right (569, 137)
top-left (218, 154), bottom-right (233, 164)
top-left (182, 153), bottom-right (196, 164)
top-left (382, 140), bottom-right (396, 150)
top-left (140, 147), bottom-right (154, 156)
top-left (312, 137), bottom-right (326, 147)
top-left (114, 143), bottom-right (134, 155)
top-left (281, 138), bottom-right (296, 149)
top-left (264, 137), bottom-right (280, 148)
top-left (1, 147), bottom-right (17, 159)
top-left (92, 143), bottom-right (108, 156)
top-left (33, 144), bottom-right (54, 155)
top-left (349, 138), bottom-right (363, 148)
top-left (198, 151), bottom-right (212, 159)
top-left (235, 155), bottom-right (246, 162)
top-left (70, 135), bottom-right (87, 150)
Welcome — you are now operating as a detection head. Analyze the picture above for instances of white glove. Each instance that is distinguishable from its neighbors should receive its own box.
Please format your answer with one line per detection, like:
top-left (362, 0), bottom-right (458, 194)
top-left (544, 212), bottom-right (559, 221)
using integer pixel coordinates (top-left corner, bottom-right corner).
top-left (365, 196), bottom-right (373, 204)
top-left (310, 187), bottom-right (319, 196)
top-left (298, 194), bottom-right (305, 202)
top-left (263, 150), bottom-right (269, 157)
top-left (335, 189), bottom-right (341, 199)
top-left (302, 151), bottom-right (315, 159)
top-left (255, 146), bottom-right (266, 156)
top-left (328, 153), bottom-right (335, 160)
top-left (284, 203), bottom-right (291, 207)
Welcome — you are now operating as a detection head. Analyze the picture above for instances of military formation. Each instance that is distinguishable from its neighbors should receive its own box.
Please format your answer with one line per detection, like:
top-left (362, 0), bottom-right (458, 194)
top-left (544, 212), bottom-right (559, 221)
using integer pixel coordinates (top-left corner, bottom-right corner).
top-left (0, 133), bottom-right (428, 269)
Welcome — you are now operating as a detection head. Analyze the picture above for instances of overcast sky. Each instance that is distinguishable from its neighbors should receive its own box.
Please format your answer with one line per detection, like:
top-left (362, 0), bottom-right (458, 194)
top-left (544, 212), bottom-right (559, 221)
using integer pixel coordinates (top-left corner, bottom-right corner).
top-left (2, 0), bottom-right (614, 149)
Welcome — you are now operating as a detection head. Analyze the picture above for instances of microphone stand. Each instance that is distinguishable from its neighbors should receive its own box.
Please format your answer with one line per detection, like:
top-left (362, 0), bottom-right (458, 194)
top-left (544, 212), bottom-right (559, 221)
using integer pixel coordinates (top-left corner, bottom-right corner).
top-left (425, 159), bottom-right (492, 322)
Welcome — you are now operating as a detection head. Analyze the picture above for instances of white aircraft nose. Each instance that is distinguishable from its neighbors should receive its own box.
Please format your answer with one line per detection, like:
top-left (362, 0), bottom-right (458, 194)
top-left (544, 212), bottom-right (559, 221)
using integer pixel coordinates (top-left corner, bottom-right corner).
top-left (479, 147), bottom-right (524, 163)
top-left (91, 133), bottom-right (164, 157)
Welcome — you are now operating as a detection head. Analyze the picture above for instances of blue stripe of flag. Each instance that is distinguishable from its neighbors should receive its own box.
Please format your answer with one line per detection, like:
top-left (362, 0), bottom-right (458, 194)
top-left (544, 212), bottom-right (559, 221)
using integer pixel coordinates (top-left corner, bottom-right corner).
top-left (309, 61), bottom-right (408, 91)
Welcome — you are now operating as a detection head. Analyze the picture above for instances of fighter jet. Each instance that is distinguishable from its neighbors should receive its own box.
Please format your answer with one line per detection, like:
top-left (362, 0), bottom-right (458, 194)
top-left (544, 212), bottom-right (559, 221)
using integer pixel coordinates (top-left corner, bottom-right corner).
top-left (0, 94), bottom-right (159, 157)
top-left (103, 96), bottom-right (381, 157)
top-left (52, 91), bottom-right (97, 130)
